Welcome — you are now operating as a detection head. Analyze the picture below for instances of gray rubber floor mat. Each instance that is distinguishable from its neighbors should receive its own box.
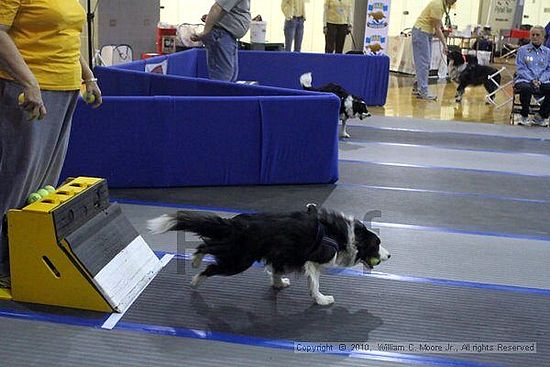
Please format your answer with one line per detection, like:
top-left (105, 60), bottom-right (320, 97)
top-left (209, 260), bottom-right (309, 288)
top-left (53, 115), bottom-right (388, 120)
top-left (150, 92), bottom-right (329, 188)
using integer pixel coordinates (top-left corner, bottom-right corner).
top-left (345, 126), bottom-right (550, 155)
top-left (122, 259), bottom-right (549, 367)
top-left (0, 316), bottom-right (411, 367)
top-left (338, 160), bottom-right (550, 202)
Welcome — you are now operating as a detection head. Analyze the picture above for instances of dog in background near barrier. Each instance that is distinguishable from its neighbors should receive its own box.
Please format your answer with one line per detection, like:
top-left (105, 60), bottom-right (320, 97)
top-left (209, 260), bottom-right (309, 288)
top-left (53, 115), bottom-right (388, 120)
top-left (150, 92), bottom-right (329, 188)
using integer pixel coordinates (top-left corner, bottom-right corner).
top-left (147, 203), bottom-right (390, 306)
top-left (299, 72), bottom-right (371, 139)
top-left (447, 49), bottom-right (501, 104)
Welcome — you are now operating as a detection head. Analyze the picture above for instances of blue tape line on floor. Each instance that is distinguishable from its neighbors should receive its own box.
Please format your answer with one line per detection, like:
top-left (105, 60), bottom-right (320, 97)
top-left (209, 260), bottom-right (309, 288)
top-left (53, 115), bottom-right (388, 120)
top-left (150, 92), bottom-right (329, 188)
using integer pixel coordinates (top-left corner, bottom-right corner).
top-left (0, 296), bottom-right (508, 367)
top-left (0, 305), bottom-right (109, 327)
top-left (113, 320), bottom-right (508, 367)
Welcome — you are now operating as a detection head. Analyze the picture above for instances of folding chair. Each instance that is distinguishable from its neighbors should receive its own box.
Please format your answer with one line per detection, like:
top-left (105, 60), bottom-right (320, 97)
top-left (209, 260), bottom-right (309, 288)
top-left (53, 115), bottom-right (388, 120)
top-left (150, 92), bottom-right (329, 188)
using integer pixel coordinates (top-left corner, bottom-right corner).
top-left (485, 67), bottom-right (514, 109)
top-left (98, 44), bottom-right (133, 66)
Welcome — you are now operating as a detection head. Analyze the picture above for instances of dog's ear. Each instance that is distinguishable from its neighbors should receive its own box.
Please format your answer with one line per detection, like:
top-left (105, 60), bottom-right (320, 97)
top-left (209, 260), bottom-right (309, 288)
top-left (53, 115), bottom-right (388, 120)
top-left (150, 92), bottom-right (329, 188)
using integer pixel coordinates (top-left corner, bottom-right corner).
top-left (353, 220), bottom-right (381, 263)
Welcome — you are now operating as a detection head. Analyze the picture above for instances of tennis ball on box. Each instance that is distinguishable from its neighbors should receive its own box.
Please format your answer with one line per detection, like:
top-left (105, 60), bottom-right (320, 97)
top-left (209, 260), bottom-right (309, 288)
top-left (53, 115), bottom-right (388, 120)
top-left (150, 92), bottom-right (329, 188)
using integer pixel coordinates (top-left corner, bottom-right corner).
top-left (26, 192), bottom-right (42, 204)
top-left (43, 185), bottom-right (56, 193)
top-left (37, 188), bottom-right (49, 198)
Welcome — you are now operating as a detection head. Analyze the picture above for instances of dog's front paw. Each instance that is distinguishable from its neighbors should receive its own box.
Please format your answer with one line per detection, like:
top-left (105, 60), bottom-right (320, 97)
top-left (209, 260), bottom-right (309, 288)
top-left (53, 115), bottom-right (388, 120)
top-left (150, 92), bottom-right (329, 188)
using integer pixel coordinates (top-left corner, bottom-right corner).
top-left (340, 132), bottom-right (351, 139)
top-left (272, 277), bottom-right (291, 289)
top-left (314, 295), bottom-right (335, 306)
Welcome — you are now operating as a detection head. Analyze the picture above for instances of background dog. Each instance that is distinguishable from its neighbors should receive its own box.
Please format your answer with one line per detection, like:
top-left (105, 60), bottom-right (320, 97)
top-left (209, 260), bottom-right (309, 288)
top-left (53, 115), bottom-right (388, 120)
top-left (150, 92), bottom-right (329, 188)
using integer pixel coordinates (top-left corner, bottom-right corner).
top-left (447, 49), bottom-right (501, 103)
top-left (299, 72), bottom-right (371, 138)
top-left (147, 204), bottom-right (390, 306)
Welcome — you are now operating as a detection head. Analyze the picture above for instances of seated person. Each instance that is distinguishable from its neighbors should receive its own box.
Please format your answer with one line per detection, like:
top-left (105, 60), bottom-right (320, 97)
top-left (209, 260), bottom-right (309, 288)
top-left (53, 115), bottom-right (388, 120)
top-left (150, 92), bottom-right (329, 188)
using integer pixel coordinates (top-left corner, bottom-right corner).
top-left (514, 25), bottom-right (550, 126)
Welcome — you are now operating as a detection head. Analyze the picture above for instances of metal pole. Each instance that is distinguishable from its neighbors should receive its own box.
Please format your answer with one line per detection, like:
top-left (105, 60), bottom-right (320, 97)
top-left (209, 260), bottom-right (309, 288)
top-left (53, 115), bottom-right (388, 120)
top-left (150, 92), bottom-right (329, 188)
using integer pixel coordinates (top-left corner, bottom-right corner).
top-left (87, 0), bottom-right (93, 68)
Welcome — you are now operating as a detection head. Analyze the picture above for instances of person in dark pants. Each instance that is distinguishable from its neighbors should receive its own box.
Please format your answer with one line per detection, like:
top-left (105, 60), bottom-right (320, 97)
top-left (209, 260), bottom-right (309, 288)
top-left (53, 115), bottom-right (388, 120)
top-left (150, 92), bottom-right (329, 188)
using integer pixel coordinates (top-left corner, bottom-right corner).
top-left (514, 26), bottom-right (550, 126)
top-left (323, 0), bottom-right (352, 54)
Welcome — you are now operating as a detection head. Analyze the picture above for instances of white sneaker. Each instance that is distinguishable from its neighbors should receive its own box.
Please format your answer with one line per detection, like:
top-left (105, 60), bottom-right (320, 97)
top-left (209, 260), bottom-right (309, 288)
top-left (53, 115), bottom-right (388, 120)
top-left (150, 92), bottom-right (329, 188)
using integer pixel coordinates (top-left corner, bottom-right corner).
top-left (531, 114), bottom-right (549, 127)
top-left (516, 115), bottom-right (531, 126)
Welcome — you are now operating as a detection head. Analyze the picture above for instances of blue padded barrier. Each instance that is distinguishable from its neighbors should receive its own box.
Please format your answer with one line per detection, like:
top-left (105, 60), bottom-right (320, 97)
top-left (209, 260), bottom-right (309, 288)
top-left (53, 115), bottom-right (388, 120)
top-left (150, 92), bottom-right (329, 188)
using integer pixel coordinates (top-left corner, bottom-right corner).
top-left (95, 67), bottom-right (311, 97)
top-left (236, 51), bottom-right (390, 106)
top-left (259, 96), bottom-right (339, 184)
top-left (62, 97), bottom-right (263, 187)
top-left (61, 72), bottom-right (340, 188)
top-left (115, 48), bottom-right (389, 105)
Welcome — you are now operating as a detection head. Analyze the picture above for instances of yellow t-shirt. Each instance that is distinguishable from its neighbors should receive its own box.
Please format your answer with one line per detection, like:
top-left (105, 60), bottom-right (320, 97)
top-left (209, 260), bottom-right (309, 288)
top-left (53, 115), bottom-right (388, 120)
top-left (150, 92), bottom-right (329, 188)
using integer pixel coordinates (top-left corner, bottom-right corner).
top-left (281, 0), bottom-right (306, 20)
top-left (414, 0), bottom-right (446, 34)
top-left (0, 0), bottom-right (85, 90)
top-left (324, 0), bottom-right (353, 25)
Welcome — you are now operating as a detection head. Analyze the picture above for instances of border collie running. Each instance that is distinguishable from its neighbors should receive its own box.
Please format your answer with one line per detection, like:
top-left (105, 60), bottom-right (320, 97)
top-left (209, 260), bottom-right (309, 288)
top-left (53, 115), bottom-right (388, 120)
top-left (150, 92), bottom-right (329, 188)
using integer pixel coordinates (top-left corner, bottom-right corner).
top-left (147, 204), bottom-right (390, 306)
top-left (299, 72), bottom-right (371, 138)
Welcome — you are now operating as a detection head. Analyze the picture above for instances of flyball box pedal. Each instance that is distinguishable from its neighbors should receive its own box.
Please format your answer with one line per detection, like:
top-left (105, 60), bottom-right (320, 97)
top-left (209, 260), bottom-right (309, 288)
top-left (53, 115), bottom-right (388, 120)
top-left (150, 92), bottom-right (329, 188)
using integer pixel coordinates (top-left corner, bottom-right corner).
top-left (2, 177), bottom-right (162, 313)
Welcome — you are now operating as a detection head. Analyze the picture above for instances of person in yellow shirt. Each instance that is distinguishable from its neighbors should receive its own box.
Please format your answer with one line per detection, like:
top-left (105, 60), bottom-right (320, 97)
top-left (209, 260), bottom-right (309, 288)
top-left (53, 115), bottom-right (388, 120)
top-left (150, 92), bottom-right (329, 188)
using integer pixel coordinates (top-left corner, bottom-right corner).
top-left (281, 0), bottom-right (306, 52)
top-left (0, 0), bottom-right (102, 273)
top-left (323, 0), bottom-right (353, 54)
top-left (412, 0), bottom-right (457, 100)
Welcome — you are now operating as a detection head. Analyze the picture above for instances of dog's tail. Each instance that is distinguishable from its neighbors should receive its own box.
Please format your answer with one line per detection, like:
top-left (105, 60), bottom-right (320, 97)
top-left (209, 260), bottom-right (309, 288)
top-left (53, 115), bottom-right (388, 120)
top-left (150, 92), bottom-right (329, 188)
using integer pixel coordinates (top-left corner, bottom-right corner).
top-left (147, 211), bottom-right (232, 239)
top-left (299, 72), bottom-right (313, 89)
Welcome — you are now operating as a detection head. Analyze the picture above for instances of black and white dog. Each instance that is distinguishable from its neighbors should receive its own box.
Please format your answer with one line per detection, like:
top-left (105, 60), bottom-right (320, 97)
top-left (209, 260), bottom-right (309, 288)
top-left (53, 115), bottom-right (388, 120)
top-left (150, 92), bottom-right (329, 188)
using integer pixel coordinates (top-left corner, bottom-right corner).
top-left (299, 72), bottom-right (371, 139)
top-left (447, 49), bottom-right (500, 103)
top-left (147, 204), bottom-right (390, 306)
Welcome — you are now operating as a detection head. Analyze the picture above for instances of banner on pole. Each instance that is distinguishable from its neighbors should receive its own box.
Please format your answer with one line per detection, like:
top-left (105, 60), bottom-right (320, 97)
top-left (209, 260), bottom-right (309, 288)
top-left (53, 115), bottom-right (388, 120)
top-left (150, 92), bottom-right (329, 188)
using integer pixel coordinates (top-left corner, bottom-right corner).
top-left (364, 0), bottom-right (391, 55)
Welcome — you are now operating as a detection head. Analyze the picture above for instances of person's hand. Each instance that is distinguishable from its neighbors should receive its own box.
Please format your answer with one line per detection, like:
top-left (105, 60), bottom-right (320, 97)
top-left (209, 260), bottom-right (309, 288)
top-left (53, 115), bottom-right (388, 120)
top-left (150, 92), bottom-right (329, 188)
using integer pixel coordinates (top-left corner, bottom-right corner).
top-left (20, 84), bottom-right (46, 120)
top-left (190, 32), bottom-right (203, 42)
top-left (347, 25), bottom-right (352, 35)
top-left (532, 79), bottom-right (541, 88)
top-left (83, 80), bottom-right (102, 108)
top-left (323, 26), bottom-right (327, 34)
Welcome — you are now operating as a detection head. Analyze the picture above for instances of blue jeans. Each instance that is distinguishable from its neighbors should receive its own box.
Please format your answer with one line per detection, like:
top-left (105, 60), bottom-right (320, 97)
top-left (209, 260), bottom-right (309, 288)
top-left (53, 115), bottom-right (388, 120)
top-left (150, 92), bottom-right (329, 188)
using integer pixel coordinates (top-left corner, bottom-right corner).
top-left (412, 27), bottom-right (432, 95)
top-left (284, 17), bottom-right (304, 52)
top-left (203, 27), bottom-right (238, 82)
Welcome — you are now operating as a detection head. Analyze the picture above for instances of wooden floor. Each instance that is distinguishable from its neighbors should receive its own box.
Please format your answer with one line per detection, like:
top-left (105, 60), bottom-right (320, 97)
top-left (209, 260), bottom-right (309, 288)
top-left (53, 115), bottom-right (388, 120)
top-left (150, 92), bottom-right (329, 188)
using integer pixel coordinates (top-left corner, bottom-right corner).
top-left (372, 61), bottom-right (515, 125)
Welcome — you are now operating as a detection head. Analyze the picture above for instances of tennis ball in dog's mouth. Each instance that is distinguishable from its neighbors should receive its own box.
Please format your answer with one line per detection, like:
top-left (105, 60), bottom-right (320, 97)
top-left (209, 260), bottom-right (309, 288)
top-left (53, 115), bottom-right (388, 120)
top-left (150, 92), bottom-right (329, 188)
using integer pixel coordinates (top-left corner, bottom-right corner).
top-left (18, 92), bottom-right (25, 105)
top-left (367, 257), bottom-right (380, 267)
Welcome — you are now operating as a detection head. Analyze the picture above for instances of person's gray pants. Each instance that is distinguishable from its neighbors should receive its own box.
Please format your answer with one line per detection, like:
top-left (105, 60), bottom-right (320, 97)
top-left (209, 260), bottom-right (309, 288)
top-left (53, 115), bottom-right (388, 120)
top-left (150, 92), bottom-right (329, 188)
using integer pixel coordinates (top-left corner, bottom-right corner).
top-left (412, 27), bottom-right (433, 95)
top-left (0, 78), bottom-right (78, 271)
